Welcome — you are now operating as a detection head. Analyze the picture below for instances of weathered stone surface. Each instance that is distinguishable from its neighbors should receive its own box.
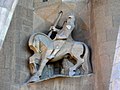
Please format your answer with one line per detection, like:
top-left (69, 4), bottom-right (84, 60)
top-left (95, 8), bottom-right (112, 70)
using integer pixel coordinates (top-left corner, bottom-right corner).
top-left (113, 15), bottom-right (120, 28)
top-left (0, 0), bottom-right (120, 90)
top-left (92, 0), bottom-right (120, 90)
top-left (99, 54), bottom-right (112, 84)
top-left (98, 41), bottom-right (116, 56)
top-left (106, 29), bottom-right (118, 41)
top-left (0, 0), bottom-right (33, 90)
top-left (18, 0), bottom-right (33, 9)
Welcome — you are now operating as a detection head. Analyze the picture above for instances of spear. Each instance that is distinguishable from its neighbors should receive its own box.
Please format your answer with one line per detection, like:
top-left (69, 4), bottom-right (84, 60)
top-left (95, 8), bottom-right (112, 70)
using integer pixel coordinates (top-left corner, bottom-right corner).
top-left (48, 11), bottom-right (63, 37)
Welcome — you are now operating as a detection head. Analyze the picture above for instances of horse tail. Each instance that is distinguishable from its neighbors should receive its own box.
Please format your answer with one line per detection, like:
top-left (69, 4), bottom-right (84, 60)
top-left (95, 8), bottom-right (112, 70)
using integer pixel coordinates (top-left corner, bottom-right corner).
top-left (82, 43), bottom-right (92, 74)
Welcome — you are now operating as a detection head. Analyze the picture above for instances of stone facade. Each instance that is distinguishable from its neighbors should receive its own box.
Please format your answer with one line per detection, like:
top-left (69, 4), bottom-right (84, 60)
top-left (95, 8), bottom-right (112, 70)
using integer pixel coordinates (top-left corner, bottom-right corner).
top-left (0, 0), bottom-right (119, 90)
top-left (0, 0), bottom-right (33, 90)
top-left (92, 0), bottom-right (120, 90)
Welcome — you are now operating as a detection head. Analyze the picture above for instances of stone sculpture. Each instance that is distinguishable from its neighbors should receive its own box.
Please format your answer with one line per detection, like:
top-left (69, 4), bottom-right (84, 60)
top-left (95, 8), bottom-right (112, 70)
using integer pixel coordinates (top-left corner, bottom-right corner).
top-left (27, 11), bottom-right (92, 83)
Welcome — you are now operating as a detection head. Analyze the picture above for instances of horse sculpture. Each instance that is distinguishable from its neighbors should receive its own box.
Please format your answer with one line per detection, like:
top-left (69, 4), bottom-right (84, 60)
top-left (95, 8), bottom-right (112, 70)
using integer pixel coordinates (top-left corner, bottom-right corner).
top-left (28, 11), bottom-right (92, 83)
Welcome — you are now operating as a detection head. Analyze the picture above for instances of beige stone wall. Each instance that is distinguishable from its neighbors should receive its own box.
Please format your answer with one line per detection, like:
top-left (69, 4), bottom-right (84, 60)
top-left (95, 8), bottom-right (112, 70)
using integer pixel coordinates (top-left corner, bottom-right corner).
top-left (0, 0), bottom-right (33, 90)
top-left (92, 0), bottom-right (120, 90)
top-left (0, 0), bottom-right (119, 90)
top-left (26, 0), bottom-right (94, 90)
top-left (0, 0), bottom-right (94, 90)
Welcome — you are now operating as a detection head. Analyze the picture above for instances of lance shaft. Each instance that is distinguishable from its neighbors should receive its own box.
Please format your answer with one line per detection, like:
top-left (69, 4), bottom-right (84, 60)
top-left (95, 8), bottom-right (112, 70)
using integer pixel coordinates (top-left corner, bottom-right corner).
top-left (53, 11), bottom-right (63, 28)
top-left (48, 11), bottom-right (63, 38)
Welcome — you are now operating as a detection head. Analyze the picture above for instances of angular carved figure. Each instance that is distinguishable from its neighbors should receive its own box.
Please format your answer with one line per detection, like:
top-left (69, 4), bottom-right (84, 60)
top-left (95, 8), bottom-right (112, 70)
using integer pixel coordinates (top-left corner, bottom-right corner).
top-left (28, 11), bottom-right (92, 83)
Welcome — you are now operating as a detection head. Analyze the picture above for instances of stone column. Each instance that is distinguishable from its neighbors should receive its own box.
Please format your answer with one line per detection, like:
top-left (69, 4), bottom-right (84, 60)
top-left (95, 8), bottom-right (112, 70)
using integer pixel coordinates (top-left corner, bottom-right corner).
top-left (0, 0), bottom-right (18, 49)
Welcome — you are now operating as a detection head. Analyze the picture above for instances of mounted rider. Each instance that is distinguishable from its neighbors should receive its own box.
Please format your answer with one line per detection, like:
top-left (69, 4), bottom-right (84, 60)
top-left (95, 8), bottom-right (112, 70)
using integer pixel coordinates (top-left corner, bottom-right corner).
top-left (47, 11), bottom-right (75, 59)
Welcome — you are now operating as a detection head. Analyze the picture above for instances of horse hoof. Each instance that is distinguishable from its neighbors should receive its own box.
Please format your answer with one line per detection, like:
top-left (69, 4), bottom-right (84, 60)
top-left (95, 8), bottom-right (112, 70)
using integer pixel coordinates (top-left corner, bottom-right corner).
top-left (69, 71), bottom-right (75, 76)
top-left (29, 75), bottom-right (40, 83)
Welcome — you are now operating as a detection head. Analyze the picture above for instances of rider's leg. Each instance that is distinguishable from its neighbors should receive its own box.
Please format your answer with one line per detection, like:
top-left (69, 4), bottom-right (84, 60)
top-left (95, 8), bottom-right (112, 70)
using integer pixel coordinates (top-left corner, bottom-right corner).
top-left (47, 46), bottom-right (60, 59)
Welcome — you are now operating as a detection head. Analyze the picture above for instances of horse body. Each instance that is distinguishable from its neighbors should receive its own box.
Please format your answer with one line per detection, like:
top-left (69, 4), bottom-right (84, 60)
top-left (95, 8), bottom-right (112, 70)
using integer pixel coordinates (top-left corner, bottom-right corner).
top-left (28, 33), bottom-right (91, 82)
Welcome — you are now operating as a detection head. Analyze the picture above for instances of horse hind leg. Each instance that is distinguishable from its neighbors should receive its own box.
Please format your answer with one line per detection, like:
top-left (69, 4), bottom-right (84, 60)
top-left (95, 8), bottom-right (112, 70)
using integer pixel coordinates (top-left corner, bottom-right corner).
top-left (69, 55), bottom-right (84, 76)
top-left (69, 43), bottom-right (92, 76)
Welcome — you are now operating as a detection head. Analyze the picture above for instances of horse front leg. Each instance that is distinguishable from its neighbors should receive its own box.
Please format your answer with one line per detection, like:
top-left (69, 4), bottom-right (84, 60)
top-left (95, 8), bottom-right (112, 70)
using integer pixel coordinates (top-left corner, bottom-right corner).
top-left (37, 58), bottom-right (49, 77)
top-left (28, 58), bottom-right (49, 83)
top-left (37, 49), bottom-right (53, 78)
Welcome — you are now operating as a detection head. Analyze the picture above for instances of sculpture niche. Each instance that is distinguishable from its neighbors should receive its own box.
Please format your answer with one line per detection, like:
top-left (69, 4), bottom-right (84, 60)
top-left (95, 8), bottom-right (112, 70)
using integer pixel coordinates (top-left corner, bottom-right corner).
top-left (27, 11), bottom-right (92, 83)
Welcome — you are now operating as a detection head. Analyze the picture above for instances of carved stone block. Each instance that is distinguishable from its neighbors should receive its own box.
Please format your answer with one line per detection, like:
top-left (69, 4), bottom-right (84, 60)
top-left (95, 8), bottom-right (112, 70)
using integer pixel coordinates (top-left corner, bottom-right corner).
top-left (27, 11), bottom-right (92, 84)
